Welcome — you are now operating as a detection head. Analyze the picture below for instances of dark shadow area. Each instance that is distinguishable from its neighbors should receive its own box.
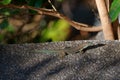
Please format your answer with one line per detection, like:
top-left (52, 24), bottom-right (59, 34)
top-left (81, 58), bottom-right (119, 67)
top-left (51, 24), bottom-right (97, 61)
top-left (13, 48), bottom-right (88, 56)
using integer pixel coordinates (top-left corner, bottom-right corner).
top-left (82, 43), bottom-right (106, 52)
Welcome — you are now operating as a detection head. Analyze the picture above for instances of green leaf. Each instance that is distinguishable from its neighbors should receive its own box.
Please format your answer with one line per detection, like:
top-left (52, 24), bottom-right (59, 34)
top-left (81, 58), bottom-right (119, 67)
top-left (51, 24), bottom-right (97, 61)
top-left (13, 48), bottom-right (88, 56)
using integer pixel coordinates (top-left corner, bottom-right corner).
top-left (0, 0), bottom-right (11, 5)
top-left (109, 0), bottom-right (120, 22)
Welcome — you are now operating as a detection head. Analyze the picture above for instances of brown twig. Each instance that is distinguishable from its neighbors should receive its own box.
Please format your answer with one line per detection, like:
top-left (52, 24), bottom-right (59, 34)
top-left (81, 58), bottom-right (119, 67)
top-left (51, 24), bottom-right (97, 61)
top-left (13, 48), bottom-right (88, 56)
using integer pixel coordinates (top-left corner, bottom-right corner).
top-left (0, 4), bottom-right (103, 32)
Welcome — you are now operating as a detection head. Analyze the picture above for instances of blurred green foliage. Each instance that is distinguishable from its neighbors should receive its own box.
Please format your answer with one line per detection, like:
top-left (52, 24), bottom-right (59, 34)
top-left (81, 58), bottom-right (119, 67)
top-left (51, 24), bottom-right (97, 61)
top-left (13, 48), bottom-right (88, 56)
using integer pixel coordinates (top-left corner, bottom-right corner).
top-left (0, 19), bottom-right (14, 32)
top-left (28, 0), bottom-right (48, 8)
top-left (0, 0), bottom-right (71, 44)
top-left (0, 8), bottom-right (20, 16)
top-left (40, 19), bottom-right (70, 42)
top-left (0, 0), bottom-right (11, 5)
top-left (0, 19), bottom-right (15, 43)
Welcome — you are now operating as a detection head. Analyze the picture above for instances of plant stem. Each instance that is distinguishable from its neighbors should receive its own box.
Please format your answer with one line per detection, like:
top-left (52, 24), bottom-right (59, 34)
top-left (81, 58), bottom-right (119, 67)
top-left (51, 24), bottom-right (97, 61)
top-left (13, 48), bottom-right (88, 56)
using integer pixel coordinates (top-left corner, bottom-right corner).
top-left (95, 0), bottom-right (114, 40)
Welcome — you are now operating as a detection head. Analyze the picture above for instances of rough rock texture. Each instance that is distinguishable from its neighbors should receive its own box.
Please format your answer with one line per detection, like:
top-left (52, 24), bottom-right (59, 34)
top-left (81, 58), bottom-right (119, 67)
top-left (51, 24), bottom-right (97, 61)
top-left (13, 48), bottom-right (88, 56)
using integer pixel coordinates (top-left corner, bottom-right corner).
top-left (0, 40), bottom-right (120, 80)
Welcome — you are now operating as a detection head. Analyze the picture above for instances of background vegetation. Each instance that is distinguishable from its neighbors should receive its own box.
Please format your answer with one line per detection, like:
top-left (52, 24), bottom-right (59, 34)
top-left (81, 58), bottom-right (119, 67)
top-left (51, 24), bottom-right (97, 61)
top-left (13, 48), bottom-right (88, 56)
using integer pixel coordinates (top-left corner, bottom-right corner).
top-left (0, 0), bottom-right (120, 44)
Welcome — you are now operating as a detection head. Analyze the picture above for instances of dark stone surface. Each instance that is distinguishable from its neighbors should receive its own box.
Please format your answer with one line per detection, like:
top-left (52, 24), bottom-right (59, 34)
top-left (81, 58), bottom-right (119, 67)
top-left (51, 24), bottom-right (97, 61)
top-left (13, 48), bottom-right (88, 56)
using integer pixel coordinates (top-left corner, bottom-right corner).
top-left (0, 40), bottom-right (120, 80)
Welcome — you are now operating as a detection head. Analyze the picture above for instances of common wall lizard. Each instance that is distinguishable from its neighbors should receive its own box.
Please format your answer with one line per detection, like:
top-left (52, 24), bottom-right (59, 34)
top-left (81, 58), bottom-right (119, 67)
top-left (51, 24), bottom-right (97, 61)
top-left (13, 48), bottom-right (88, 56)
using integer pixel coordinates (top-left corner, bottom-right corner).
top-left (34, 42), bottom-right (95, 58)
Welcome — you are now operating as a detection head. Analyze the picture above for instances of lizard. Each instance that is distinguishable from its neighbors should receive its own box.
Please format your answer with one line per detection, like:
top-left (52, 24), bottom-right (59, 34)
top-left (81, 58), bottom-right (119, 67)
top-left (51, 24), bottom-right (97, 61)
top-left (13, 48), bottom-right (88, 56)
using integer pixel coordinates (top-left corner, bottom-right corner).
top-left (33, 42), bottom-right (97, 58)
